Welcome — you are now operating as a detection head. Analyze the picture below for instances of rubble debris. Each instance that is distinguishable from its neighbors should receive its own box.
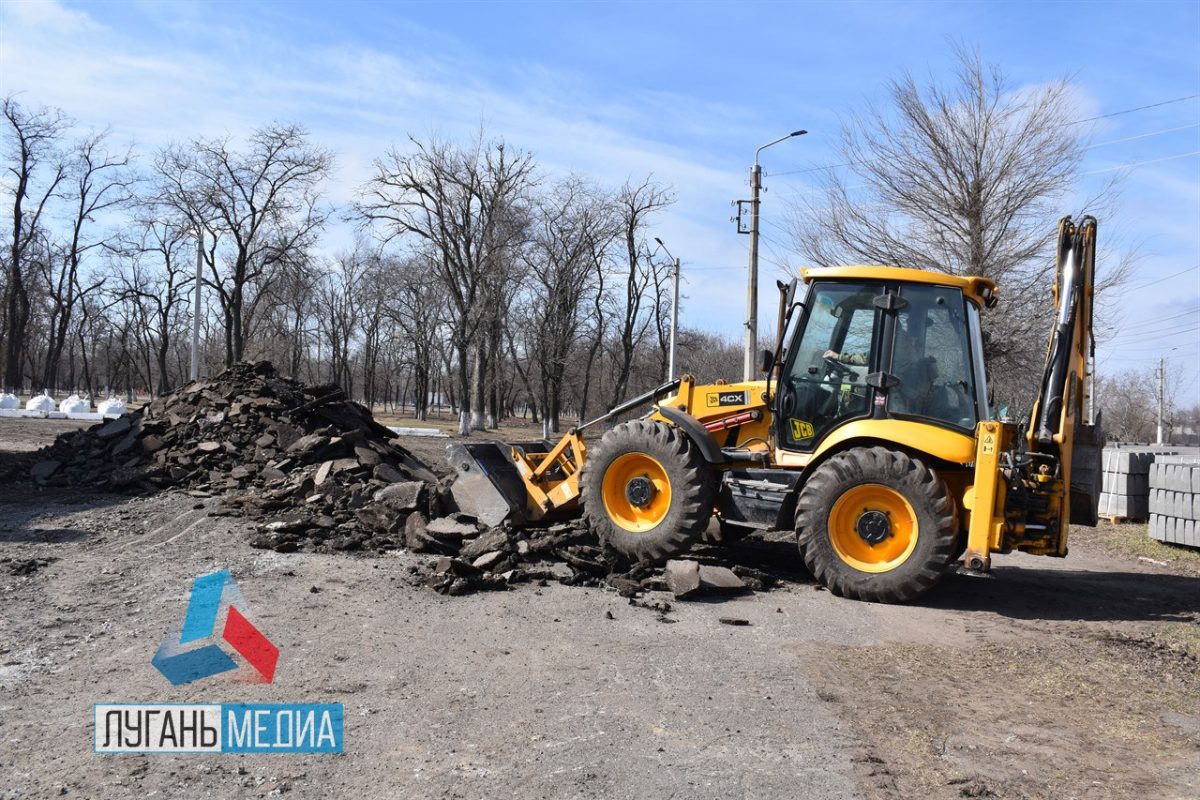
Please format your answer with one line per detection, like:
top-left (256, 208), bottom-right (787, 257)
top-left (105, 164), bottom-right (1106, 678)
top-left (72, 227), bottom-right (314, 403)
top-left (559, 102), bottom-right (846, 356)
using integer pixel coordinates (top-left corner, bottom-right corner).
top-left (3, 556), bottom-right (57, 576)
top-left (665, 559), bottom-right (701, 597)
top-left (16, 361), bottom-right (439, 553)
top-left (663, 559), bottom-right (747, 599)
top-left (30, 460), bottom-right (61, 481)
top-left (718, 617), bottom-right (751, 626)
top-left (699, 565), bottom-right (745, 592)
top-left (6, 361), bottom-right (800, 605)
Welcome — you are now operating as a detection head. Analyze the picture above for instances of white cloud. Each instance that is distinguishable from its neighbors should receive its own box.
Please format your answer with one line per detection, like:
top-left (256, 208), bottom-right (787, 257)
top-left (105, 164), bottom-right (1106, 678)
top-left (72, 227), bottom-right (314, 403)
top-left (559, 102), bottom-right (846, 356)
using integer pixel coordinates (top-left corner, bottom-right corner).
top-left (0, 0), bottom-right (771, 339)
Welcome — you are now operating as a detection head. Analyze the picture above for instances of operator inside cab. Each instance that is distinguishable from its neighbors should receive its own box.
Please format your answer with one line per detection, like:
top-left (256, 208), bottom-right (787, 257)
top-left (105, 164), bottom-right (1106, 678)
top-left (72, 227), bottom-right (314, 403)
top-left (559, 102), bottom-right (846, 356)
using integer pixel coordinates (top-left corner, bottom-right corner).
top-left (781, 280), bottom-right (980, 450)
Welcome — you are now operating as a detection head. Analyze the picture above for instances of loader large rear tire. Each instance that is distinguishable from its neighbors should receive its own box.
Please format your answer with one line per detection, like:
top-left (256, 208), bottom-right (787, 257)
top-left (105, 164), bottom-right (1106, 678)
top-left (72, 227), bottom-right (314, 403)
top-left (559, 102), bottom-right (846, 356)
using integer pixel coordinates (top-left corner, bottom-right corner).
top-left (582, 420), bottom-right (714, 563)
top-left (795, 446), bottom-right (957, 603)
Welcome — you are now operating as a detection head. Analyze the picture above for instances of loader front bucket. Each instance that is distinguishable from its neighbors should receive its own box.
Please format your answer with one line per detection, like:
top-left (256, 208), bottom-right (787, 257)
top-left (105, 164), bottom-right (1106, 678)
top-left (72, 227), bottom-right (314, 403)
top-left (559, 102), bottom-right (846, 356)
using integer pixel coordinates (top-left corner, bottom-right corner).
top-left (446, 440), bottom-right (551, 527)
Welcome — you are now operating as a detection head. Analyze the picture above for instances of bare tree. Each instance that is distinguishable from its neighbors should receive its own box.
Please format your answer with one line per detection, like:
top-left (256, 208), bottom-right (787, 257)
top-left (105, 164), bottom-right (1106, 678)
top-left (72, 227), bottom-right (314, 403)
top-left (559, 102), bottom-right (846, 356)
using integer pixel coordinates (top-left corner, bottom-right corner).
top-left (156, 123), bottom-right (333, 367)
top-left (1, 97), bottom-right (68, 389)
top-left (609, 177), bottom-right (674, 406)
top-left (382, 252), bottom-right (447, 420)
top-left (268, 257), bottom-right (319, 379)
top-left (1095, 365), bottom-right (1187, 443)
top-left (318, 250), bottom-right (365, 393)
top-left (115, 210), bottom-right (195, 394)
top-left (519, 176), bottom-right (618, 431)
top-left (357, 132), bottom-right (535, 434)
top-left (788, 48), bottom-right (1127, 401)
top-left (40, 130), bottom-right (135, 389)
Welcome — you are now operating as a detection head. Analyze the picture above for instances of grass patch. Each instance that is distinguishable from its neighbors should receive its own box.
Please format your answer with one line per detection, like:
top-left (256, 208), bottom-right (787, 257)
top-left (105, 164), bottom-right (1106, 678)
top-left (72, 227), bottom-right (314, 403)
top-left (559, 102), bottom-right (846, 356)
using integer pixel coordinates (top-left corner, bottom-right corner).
top-left (1156, 623), bottom-right (1200, 659)
top-left (1078, 522), bottom-right (1200, 567)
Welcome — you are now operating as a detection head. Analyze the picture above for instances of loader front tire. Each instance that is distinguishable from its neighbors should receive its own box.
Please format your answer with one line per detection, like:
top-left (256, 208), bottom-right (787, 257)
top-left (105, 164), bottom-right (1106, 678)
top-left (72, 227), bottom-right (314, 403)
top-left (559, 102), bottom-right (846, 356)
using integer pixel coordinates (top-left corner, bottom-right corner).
top-left (795, 446), bottom-right (957, 603)
top-left (582, 420), bottom-right (714, 563)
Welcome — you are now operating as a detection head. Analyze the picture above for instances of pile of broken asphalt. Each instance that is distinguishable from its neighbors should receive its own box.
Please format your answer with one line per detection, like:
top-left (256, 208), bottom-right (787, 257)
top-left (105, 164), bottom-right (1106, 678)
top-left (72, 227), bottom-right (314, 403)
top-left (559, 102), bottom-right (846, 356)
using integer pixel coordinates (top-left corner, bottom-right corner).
top-left (14, 360), bottom-right (794, 604)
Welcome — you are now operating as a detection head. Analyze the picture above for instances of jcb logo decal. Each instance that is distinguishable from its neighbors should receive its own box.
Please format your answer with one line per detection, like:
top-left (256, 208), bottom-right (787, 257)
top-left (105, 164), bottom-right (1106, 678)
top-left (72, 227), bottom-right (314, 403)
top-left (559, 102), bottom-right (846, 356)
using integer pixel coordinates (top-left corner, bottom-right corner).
top-left (790, 419), bottom-right (815, 439)
top-left (707, 391), bottom-right (748, 407)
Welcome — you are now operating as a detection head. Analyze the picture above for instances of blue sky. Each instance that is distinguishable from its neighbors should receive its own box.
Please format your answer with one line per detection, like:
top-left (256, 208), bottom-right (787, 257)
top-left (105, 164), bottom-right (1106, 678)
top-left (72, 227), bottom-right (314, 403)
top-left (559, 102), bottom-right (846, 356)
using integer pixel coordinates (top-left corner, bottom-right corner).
top-left (2, 0), bottom-right (1198, 404)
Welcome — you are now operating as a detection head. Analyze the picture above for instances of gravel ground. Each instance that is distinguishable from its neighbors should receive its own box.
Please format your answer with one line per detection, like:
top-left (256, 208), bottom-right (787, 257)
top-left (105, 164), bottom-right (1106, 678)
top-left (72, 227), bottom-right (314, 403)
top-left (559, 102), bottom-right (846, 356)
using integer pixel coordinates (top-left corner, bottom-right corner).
top-left (1, 417), bottom-right (1198, 799)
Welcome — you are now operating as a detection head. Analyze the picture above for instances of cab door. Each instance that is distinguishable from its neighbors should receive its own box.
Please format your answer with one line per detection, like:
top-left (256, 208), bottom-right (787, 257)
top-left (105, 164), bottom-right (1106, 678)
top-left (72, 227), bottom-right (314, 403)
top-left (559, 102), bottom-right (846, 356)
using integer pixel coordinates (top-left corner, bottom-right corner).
top-left (776, 281), bottom-right (882, 451)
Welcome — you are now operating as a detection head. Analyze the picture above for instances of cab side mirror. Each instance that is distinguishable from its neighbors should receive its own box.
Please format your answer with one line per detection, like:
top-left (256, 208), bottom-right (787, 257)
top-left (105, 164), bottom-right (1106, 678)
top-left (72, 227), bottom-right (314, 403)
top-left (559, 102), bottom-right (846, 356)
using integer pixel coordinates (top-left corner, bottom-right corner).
top-left (760, 348), bottom-right (774, 374)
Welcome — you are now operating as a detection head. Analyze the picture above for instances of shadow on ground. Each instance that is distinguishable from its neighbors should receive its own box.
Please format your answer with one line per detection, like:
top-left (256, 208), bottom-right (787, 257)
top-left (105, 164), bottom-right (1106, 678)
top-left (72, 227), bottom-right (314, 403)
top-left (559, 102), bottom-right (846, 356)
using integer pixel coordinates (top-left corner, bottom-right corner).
top-left (0, 488), bottom-right (129, 545)
top-left (925, 565), bottom-right (1200, 622)
top-left (687, 533), bottom-right (1200, 624)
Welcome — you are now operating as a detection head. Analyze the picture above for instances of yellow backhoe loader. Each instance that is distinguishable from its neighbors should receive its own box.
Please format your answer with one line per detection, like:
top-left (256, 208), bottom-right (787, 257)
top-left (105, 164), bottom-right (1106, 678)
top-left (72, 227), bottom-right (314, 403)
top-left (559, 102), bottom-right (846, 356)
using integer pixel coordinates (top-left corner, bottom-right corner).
top-left (448, 216), bottom-right (1103, 602)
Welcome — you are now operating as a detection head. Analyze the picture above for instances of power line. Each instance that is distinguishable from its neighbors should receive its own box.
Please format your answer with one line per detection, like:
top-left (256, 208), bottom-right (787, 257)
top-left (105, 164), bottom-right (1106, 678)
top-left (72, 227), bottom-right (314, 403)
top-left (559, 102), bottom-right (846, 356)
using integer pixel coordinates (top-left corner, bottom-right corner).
top-left (1071, 93), bottom-right (1200, 124)
top-left (1108, 324), bottom-right (1199, 344)
top-left (1115, 306), bottom-right (1200, 333)
top-left (1082, 149), bottom-right (1200, 175)
top-left (1108, 322), bottom-right (1200, 345)
top-left (1111, 319), bottom-right (1200, 339)
top-left (1087, 122), bottom-right (1200, 149)
top-left (768, 93), bottom-right (1200, 178)
top-left (1125, 264), bottom-right (1200, 291)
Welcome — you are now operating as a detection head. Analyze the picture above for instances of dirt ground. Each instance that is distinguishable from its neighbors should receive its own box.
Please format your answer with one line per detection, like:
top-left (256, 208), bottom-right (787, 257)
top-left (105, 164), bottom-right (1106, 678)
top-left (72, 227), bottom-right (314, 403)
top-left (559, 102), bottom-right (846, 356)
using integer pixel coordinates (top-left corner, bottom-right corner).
top-left (1, 417), bottom-right (1198, 800)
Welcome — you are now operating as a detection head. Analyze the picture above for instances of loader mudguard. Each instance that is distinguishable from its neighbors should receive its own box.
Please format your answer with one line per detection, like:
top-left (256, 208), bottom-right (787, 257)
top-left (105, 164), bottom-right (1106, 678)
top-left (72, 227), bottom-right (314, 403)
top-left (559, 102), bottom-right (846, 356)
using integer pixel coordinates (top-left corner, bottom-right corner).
top-left (655, 405), bottom-right (730, 464)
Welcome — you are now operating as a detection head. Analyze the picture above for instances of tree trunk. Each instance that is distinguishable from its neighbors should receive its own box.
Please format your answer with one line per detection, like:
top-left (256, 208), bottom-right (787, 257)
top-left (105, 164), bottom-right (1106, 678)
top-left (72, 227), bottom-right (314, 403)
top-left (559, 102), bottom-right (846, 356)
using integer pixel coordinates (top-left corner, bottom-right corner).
top-left (470, 343), bottom-right (486, 431)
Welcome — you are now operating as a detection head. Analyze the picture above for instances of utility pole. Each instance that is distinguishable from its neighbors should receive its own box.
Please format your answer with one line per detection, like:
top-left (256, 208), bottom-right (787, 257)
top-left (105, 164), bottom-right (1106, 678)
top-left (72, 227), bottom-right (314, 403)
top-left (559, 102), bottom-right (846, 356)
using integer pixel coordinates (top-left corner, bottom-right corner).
top-left (1157, 355), bottom-right (1164, 445)
top-left (654, 237), bottom-right (681, 381)
top-left (191, 230), bottom-right (203, 382)
top-left (744, 160), bottom-right (762, 381)
top-left (743, 129), bottom-right (806, 381)
top-left (669, 254), bottom-right (680, 380)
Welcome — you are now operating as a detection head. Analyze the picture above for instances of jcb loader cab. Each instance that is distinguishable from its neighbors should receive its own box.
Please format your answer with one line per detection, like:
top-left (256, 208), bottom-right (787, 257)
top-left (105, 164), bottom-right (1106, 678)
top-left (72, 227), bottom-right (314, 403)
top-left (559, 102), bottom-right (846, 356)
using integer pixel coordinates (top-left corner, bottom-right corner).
top-left (450, 216), bottom-right (1102, 603)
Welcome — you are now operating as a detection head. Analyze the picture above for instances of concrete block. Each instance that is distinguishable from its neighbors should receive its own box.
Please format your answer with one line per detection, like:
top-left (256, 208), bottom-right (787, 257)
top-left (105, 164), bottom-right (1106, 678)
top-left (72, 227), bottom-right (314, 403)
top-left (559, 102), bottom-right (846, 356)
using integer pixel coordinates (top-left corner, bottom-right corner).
top-left (1172, 465), bottom-right (1193, 492)
top-left (1104, 449), bottom-right (1152, 474)
top-left (1148, 513), bottom-right (1165, 541)
top-left (1100, 492), bottom-right (1149, 520)
top-left (1102, 472), bottom-right (1149, 495)
top-left (1129, 495), bottom-right (1149, 520)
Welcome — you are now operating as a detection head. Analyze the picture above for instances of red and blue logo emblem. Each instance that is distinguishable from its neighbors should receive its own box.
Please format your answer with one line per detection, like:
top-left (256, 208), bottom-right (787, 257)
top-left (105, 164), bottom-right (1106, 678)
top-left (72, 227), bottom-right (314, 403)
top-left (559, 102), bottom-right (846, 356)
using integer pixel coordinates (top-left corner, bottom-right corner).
top-left (152, 570), bottom-right (279, 686)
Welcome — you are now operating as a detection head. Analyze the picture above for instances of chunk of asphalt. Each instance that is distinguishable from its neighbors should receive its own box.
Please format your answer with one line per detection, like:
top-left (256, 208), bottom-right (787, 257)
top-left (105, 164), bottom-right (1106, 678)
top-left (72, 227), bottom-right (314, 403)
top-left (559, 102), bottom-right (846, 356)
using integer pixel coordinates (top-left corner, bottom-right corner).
top-left (665, 559), bottom-right (701, 598)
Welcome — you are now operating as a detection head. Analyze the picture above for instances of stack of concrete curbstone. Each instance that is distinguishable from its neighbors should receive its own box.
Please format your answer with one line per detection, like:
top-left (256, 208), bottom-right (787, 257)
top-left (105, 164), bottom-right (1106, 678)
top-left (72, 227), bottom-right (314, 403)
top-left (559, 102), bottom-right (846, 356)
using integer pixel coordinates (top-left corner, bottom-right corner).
top-left (1097, 448), bottom-right (1156, 521)
top-left (1149, 456), bottom-right (1200, 548)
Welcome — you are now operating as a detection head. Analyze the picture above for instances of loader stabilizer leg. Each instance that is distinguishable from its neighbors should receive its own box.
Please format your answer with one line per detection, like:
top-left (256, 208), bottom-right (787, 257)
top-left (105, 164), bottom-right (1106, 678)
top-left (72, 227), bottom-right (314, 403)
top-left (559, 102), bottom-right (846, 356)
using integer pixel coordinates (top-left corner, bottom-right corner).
top-left (962, 420), bottom-right (1010, 573)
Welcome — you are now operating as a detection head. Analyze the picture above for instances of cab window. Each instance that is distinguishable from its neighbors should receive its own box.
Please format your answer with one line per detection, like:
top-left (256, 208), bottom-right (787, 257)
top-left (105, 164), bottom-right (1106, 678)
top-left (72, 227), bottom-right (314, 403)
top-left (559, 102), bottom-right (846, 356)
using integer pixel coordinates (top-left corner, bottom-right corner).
top-left (779, 282), bottom-right (878, 449)
top-left (889, 285), bottom-right (978, 430)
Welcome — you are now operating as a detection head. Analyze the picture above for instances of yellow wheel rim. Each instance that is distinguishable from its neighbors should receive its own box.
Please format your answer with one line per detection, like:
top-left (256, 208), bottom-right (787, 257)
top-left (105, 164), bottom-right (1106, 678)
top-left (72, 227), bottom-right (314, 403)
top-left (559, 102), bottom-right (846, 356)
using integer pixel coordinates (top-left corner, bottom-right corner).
top-left (601, 452), bottom-right (673, 532)
top-left (827, 483), bottom-right (918, 573)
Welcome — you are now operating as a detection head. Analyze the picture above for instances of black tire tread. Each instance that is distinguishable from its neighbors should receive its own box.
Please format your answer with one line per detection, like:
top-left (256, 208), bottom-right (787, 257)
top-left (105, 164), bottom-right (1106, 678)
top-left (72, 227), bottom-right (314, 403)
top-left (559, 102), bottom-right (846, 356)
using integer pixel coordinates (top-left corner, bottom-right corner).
top-left (580, 420), bottom-right (714, 562)
top-left (795, 446), bottom-right (957, 603)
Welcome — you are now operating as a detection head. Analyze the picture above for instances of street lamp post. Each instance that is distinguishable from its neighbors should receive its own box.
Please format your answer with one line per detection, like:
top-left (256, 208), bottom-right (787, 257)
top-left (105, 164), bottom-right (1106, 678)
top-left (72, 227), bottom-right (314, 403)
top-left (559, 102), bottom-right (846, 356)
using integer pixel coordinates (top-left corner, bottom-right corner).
top-left (744, 129), bottom-right (806, 381)
top-left (654, 237), bottom-right (681, 381)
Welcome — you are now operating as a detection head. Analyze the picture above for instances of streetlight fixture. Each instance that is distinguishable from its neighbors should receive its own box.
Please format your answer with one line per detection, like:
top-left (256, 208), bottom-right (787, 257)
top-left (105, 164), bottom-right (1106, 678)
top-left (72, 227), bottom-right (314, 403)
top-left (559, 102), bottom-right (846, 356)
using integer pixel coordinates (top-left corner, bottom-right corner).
top-left (653, 236), bottom-right (681, 381)
top-left (743, 129), bottom-right (806, 380)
